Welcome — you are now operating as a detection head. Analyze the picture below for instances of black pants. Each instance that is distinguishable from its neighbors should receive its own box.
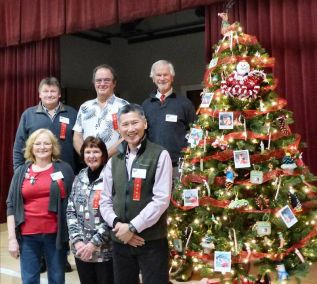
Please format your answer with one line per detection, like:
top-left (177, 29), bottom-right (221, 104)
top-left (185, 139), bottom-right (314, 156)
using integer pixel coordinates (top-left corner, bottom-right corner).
top-left (112, 238), bottom-right (169, 284)
top-left (75, 258), bottom-right (114, 284)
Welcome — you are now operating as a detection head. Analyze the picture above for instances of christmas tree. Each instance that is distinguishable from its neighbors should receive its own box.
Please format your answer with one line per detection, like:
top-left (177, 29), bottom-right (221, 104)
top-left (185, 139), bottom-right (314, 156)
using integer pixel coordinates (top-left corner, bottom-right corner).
top-left (168, 13), bottom-right (317, 284)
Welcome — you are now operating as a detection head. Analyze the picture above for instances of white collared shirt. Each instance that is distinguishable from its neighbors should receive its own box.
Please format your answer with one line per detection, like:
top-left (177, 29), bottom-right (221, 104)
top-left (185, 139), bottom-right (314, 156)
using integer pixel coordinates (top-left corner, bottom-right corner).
top-left (155, 88), bottom-right (173, 100)
top-left (73, 95), bottom-right (128, 149)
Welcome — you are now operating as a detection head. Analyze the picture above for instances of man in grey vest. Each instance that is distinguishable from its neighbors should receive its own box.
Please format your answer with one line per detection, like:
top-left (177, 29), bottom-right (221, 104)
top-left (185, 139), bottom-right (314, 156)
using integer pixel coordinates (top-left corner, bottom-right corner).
top-left (100, 104), bottom-right (172, 284)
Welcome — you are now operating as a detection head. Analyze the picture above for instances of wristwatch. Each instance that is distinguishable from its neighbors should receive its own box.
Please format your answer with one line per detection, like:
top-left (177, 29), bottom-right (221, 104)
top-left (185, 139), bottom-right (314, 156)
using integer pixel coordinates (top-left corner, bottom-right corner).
top-left (128, 223), bottom-right (137, 233)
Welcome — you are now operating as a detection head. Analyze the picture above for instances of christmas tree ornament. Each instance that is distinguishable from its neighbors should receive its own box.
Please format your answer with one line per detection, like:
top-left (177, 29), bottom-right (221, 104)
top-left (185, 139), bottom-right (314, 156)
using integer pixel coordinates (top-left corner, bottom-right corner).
top-left (254, 221), bottom-right (271, 236)
top-left (214, 251), bottom-right (232, 272)
top-left (277, 115), bottom-right (290, 135)
top-left (184, 226), bottom-right (193, 249)
top-left (200, 92), bottom-right (214, 108)
top-left (209, 57), bottom-right (218, 68)
top-left (229, 228), bottom-right (238, 255)
top-left (183, 189), bottom-right (199, 207)
top-left (221, 60), bottom-right (265, 100)
top-left (224, 165), bottom-right (237, 190)
top-left (276, 263), bottom-right (288, 281)
top-left (250, 170), bottom-right (263, 184)
top-left (295, 152), bottom-right (305, 168)
top-left (173, 239), bottom-right (183, 252)
top-left (288, 189), bottom-right (303, 212)
top-left (267, 131), bottom-right (272, 150)
top-left (274, 176), bottom-right (282, 200)
top-left (200, 230), bottom-right (215, 254)
top-left (203, 180), bottom-right (211, 196)
top-left (259, 99), bottom-right (265, 111)
top-left (278, 205), bottom-right (298, 228)
top-left (294, 248), bottom-right (305, 263)
top-left (277, 232), bottom-right (285, 248)
top-left (281, 153), bottom-right (297, 174)
top-left (260, 141), bottom-right (265, 153)
top-left (203, 130), bottom-right (208, 152)
top-left (212, 135), bottom-right (228, 150)
top-left (228, 194), bottom-right (249, 209)
top-left (255, 194), bottom-right (270, 210)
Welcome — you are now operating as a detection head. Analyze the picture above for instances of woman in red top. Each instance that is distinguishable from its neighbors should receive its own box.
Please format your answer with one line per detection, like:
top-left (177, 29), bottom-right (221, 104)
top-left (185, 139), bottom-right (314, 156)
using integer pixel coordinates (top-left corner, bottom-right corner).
top-left (7, 129), bottom-right (74, 284)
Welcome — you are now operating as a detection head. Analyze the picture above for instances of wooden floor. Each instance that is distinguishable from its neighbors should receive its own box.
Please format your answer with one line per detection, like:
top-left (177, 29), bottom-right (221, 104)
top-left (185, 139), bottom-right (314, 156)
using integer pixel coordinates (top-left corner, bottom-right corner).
top-left (1, 223), bottom-right (317, 283)
top-left (0, 223), bottom-right (79, 284)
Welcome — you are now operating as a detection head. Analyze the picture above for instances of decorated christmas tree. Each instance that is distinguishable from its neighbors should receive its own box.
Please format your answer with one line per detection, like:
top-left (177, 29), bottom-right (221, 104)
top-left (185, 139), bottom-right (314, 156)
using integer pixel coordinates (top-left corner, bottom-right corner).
top-left (168, 13), bottom-right (317, 284)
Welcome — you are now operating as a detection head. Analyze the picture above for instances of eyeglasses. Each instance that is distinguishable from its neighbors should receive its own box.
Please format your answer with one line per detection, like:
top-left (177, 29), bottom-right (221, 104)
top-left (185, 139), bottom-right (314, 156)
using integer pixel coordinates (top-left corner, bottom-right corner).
top-left (95, 78), bottom-right (113, 84)
top-left (33, 142), bottom-right (52, 147)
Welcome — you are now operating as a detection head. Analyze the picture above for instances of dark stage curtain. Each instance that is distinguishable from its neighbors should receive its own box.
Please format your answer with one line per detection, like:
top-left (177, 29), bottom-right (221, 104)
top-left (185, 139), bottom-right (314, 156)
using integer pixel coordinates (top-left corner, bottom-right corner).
top-left (205, 0), bottom-right (317, 174)
top-left (65, 0), bottom-right (118, 34)
top-left (0, 38), bottom-right (60, 222)
top-left (1, 0), bottom-right (221, 47)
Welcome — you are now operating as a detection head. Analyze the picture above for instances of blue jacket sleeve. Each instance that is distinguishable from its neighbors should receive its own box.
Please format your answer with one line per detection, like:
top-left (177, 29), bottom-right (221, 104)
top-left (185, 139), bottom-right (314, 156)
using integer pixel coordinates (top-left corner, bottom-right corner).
top-left (13, 112), bottom-right (27, 171)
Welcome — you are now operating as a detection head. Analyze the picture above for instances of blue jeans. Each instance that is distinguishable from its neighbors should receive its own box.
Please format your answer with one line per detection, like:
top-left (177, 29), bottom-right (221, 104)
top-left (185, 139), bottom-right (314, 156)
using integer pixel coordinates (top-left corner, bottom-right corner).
top-left (112, 238), bottom-right (169, 284)
top-left (20, 234), bottom-right (67, 284)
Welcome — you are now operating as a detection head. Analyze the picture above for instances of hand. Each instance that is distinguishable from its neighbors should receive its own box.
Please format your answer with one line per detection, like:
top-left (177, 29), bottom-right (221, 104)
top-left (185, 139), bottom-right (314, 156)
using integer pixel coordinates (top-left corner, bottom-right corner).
top-left (127, 234), bottom-right (145, 247)
top-left (113, 223), bottom-right (133, 244)
top-left (8, 238), bottom-right (20, 259)
top-left (74, 241), bottom-right (85, 252)
top-left (75, 242), bottom-right (95, 261)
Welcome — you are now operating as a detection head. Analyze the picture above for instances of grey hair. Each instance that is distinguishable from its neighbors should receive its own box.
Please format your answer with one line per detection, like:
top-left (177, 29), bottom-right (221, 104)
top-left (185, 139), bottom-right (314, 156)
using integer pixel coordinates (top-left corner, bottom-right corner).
top-left (149, 60), bottom-right (175, 78)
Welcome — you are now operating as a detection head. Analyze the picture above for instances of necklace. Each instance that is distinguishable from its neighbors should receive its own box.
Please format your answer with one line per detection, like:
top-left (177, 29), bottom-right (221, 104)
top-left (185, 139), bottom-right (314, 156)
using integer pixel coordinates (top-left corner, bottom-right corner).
top-left (25, 163), bottom-right (52, 185)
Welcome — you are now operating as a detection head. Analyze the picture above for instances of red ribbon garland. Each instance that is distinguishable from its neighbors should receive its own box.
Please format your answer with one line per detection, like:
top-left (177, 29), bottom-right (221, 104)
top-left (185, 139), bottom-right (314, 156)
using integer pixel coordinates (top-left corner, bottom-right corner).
top-left (189, 133), bottom-right (301, 164)
top-left (198, 97), bottom-right (287, 119)
top-left (183, 224), bottom-right (317, 263)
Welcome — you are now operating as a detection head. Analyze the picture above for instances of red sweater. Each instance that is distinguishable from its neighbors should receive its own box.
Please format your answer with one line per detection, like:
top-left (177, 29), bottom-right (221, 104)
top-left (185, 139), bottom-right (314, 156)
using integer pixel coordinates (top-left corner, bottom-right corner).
top-left (21, 165), bottom-right (57, 235)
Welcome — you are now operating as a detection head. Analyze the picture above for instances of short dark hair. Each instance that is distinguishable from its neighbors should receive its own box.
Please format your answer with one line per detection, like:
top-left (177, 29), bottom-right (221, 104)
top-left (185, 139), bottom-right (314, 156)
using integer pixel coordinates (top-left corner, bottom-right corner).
top-left (80, 136), bottom-right (109, 166)
top-left (92, 64), bottom-right (117, 83)
top-left (38, 77), bottom-right (61, 93)
top-left (117, 104), bottom-right (145, 122)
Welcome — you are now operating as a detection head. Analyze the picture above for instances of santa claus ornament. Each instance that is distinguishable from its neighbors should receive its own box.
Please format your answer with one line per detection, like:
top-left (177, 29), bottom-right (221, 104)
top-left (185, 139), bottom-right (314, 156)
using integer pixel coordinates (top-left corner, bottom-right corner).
top-left (221, 60), bottom-right (265, 100)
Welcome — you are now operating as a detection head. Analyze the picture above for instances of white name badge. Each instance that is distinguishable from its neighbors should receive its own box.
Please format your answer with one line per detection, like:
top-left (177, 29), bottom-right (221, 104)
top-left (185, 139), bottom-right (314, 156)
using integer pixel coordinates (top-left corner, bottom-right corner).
top-left (51, 171), bottom-right (64, 181)
top-left (132, 168), bottom-right (147, 179)
top-left (165, 114), bottom-right (178, 122)
top-left (94, 183), bottom-right (103, 191)
top-left (59, 116), bottom-right (70, 124)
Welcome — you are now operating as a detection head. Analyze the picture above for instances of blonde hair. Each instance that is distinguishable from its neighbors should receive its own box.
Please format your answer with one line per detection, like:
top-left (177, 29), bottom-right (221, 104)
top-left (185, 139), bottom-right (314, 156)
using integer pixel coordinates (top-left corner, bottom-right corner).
top-left (24, 129), bottom-right (61, 163)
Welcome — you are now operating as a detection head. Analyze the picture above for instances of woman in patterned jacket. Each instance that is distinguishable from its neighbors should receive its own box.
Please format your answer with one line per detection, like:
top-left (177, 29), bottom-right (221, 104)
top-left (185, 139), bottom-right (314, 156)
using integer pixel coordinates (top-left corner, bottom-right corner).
top-left (67, 136), bottom-right (113, 284)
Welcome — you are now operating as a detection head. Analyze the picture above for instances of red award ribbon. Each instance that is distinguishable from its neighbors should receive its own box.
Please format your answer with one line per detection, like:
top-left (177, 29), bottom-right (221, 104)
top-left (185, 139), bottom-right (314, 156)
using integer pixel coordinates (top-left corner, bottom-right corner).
top-left (112, 113), bottom-right (118, 130)
top-left (60, 122), bottom-right (67, 140)
top-left (133, 178), bottom-right (142, 201)
top-left (56, 179), bottom-right (66, 199)
top-left (92, 190), bottom-right (101, 209)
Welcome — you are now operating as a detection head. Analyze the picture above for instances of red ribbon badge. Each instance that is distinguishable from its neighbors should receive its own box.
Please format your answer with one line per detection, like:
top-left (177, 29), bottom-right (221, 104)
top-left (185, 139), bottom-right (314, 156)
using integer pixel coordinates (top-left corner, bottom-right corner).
top-left (112, 113), bottom-right (118, 130)
top-left (133, 178), bottom-right (142, 201)
top-left (56, 179), bottom-right (66, 199)
top-left (60, 122), bottom-right (67, 140)
top-left (92, 190), bottom-right (101, 209)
